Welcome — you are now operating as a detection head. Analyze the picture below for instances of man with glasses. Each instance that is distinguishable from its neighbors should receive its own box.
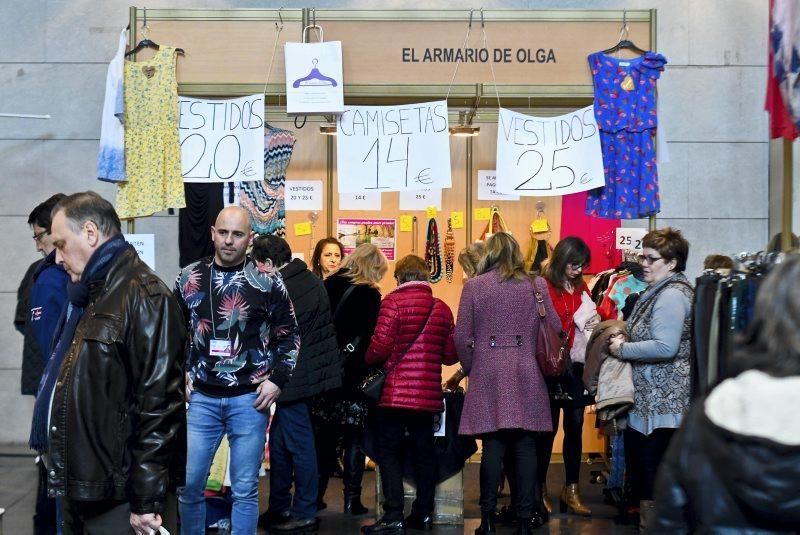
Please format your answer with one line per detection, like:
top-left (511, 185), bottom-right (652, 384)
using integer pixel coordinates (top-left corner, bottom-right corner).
top-left (15, 193), bottom-right (69, 534)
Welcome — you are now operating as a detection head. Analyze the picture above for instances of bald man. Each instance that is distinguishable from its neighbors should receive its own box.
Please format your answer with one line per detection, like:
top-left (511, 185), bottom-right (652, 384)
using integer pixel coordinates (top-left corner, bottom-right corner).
top-left (174, 206), bottom-right (300, 534)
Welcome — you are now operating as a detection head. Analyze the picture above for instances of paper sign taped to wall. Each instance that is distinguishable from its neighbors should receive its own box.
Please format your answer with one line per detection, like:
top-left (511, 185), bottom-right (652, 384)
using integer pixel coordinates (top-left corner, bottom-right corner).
top-left (399, 215), bottom-right (414, 232)
top-left (450, 211), bottom-right (464, 229)
top-left (495, 106), bottom-right (605, 196)
top-left (337, 101), bottom-right (452, 192)
top-left (124, 234), bottom-right (155, 271)
top-left (178, 94), bottom-right (265, 183)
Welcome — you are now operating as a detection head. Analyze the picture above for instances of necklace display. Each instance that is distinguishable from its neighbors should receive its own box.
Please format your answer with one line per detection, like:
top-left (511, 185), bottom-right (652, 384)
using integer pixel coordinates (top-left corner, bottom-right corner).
top-left (444, 217), bottom-right (455, 283)
top-left (425, 217), bottom-right (443, 283)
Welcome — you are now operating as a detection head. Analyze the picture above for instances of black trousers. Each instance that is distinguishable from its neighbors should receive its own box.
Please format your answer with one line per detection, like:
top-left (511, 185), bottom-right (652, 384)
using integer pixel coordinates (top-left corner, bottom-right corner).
top-left (480, 430), bottom-right (538, 519)
top-left (624, 427), bottom-right (675, 502)
top-left (372, 408), bottom-right (436, 521)
top-left (62, 499), bottom-right (132, 535)
top-left (537, 402), bottom-right (585, 486)
top-left (34, 459), bottom-right (58, 535)
top-left (315, 422), bottom-right (365, 501)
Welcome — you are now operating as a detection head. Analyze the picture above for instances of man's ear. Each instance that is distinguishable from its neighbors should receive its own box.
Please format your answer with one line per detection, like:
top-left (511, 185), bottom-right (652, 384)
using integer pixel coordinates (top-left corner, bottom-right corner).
top-left (84, 220), bottom-right (101, 247)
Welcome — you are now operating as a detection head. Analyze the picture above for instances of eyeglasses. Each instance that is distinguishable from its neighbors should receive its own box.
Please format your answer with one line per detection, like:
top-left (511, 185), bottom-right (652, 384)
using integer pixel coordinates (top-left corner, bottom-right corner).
top-left (568, 262), bottom-right (589, 270)
top-left (32, 229), bottom-right (49, 243)
top-left (638, 254), bottom-right (663, 265)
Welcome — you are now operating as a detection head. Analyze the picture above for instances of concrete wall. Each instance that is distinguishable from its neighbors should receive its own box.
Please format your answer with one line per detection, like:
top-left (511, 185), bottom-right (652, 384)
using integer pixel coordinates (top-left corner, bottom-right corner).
top-left (0, 0), bottom-right (769, 443)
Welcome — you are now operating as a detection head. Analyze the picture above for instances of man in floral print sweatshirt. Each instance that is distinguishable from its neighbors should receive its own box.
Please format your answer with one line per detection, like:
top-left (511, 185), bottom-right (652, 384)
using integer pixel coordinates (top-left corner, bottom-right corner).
top-left (174, 206), bottom-right (300, 534)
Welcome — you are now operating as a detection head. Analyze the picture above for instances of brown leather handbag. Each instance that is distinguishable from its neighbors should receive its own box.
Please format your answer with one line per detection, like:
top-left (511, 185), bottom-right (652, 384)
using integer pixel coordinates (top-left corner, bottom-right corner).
top-left (532, 279), bottom-right (569, 377)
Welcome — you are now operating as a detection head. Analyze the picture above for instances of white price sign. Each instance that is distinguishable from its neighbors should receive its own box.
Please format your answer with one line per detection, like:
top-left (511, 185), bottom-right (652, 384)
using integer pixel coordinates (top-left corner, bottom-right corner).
top-left (399, 189), bottom-right (442, 211)
top-left (285, 180), bottom-right (322, 211)
top-left (336, 101), bottom-right (452, 192)
top-left (338, 190), bottom-right (382, 211)
top-left (124, 234), bottom-right (155, 271)
top-left (615, 227), bottom-right (647, 251)
top-left (178, 94), bottom-right (265, 183)
top-left (478, 170), bottom-right (520, 201)
top-left (495, 106), bottom-right (606, 196)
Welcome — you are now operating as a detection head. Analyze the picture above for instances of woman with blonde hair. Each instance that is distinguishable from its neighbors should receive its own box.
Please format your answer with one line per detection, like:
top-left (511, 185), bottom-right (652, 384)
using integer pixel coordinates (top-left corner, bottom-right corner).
top-left (314, 243), bottom-right (388, 515)
top-left (455, 232), bottom-right (561, 534)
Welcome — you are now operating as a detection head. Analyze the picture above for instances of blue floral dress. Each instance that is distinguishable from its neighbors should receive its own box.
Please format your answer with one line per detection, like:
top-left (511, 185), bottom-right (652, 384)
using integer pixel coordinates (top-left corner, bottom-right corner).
top-left (586, 51), bottom-right (667, 219)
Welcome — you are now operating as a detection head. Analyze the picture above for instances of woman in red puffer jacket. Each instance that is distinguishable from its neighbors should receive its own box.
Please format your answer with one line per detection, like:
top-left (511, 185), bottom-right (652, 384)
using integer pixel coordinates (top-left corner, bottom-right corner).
top-left (362, 254), bottom-right (457, 534)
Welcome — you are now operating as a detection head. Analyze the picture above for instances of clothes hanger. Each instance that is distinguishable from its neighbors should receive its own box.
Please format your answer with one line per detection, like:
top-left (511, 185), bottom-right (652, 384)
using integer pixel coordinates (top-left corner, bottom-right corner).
top-left (292, 58), bottom-right (337, 87)
top-left (125, 8), bottom-right (184, 57)
top-left (602, 11), bottom-right (646, 56)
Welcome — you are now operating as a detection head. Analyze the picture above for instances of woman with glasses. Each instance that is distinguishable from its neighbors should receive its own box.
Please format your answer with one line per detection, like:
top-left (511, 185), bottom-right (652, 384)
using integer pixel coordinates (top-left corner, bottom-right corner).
top-left (607, 227), bottom-right (693, 529)
top-left (538, 237), bottom-right (600, 517)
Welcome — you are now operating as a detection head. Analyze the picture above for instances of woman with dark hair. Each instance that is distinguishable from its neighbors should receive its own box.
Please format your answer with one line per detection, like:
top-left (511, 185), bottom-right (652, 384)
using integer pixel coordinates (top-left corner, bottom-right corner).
top-left (538, 236), bottom-right (599, 517)
top-left (607, 227), bottom-right (693, 528)
top-left (361, 255), bottom-right (457, 534)
top-left (455, 232), bottom-right (561, 534)
top-left (311, 237), bottom-right (344, 279)
top-left (652, 255), bottom-right (800, 532)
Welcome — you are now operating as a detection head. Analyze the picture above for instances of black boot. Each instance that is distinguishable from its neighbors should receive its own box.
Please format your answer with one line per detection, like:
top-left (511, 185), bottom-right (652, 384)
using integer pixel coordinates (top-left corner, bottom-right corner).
top-left (529, 510), bottom-right (548, 529)
top-left (474, 510), bottom-right (497, 535)
top-left (344, 495), bottom-right (368, 515)
top-left (404, 512), bottom-right (433, 530)
top-left (514, 519), bottom-right (533, 535)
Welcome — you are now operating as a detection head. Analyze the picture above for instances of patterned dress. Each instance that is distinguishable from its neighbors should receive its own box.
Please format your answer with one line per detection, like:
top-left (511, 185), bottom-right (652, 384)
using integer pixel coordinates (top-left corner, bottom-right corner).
top-left (586, 51), bottom-right (667, 219)
top-left (238, 127), bottom-right (296, 236)
top-left (118, 47), bottom-right (185, 219)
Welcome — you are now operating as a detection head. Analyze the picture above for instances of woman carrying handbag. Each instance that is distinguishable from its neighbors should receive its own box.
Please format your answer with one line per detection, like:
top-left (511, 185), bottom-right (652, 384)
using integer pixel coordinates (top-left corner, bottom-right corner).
top-left (360, 255), bottom-right (458, 535)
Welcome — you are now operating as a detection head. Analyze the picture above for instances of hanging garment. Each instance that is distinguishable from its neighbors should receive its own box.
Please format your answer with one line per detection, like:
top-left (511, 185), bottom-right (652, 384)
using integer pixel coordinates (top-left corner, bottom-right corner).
top-left (97, 28), bottom-right (127, 182)
top-left (561, 190), bottom-right (621, 273)
top-left (585, 51), bottom-right (667, 219)
top-left (238, 127), bottom-right (296, 236)
top-left (178, 183), bottom-right (224, 268)
top-left (118, 47), bottom-right (185, 219)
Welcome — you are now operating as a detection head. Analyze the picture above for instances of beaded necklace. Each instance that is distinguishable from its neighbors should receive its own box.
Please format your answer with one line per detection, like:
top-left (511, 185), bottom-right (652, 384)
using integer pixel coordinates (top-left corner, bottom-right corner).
top-left (444, 218), bottom-right (455, 283)
top-left (425, 217), bottom-right (443, 283)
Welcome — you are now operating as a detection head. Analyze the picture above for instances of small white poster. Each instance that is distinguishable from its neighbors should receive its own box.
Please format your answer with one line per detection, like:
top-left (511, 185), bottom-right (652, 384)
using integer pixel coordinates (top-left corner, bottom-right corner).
top-left (124, 234), bottom-right (155, 271)
top-left (178, 94), bottom-right (265, 183)
top-left (478, 170), bottom-right (520, 201)
top-left (433, 405), bottom-right (446, 437)
top-left (337, 101), bottom-right (452, 192)
top-left (399, 189), bottom-right (442, 211)
top-left (285, 180), bottom-right (323, 211)
top-left (615, 227), bottom-right (648, 251)
top-left (285, 41), bottom-right (344, 114)
top-left (338, 190), bottom-right (382, 211)
top-left (495, 106), bottom-right (606, 196)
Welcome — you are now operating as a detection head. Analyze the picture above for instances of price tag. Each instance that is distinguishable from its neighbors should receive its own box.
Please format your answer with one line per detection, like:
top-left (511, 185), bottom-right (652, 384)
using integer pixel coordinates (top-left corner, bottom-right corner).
top-left (615, 227), bottom-right (647, 251)
top-left (450, 211), bottom-right (464, 229)
top-left (285, 180), bottom-right (323, 211)
top-left (399, 189), bottom-right (442, 211)
top-left (474, 207), bottom-right (492, 221)
top-left (399, 215), bottom-right (414, 232)
top-left (123, 234), bottom-right (155, 271)
top-left (294, 221), bottom-right (313, 236)
top-left (531, 218), bottom-right (550, 233)
top-left (426, 206), bottom-right (438, 218)
top-left (339, 190), bottom-right (382, 211)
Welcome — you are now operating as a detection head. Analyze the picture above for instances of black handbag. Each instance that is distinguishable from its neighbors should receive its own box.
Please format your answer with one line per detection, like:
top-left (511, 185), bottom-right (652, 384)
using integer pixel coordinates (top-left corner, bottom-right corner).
top-left (358, 299), bottom-right (435, 402)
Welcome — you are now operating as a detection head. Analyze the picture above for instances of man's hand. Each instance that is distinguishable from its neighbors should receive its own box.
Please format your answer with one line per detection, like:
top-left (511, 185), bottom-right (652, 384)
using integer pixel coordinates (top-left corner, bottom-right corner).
top-left (185, 373), bottom-right (193, 402)
top-left (130, 512), bottom-right (161, 535)
top-left (253, 380), bottom-right (281, 412)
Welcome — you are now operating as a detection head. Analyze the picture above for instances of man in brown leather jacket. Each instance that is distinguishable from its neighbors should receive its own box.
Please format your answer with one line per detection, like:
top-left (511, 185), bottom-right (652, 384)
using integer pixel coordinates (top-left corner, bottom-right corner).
top-left (30, 191), bottom-right (186, 534)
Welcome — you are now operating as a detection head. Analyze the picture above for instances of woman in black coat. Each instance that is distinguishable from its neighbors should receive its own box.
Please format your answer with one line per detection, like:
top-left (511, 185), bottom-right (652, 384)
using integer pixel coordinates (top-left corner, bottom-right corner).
top-left (315, 243), bottom-right (387, 515)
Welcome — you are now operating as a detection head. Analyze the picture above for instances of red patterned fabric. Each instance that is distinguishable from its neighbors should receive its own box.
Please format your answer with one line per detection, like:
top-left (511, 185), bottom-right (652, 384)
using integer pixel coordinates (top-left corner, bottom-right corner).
top-left (365, 281), bottom-right (457, 413)
top-left (560, 190), bottom-right (622, 274)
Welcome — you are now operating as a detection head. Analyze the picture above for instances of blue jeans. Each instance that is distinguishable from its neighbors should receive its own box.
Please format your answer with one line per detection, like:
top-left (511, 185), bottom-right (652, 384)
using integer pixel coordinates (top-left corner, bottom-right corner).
top-left (179, 391), bottom-right (268, 535)
top-left (269, 401), bottom-right (319, 519)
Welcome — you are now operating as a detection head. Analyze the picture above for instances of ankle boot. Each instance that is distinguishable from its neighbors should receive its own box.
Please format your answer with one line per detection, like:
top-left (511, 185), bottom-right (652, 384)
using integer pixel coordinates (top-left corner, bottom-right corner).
top-left (474, 511), bottom-right (497, 535)
top-left (540, 484), bottom-right (552, 514)
top-left (559, 483), bottom-right (591, 516)
top-left (514, 519), bottom-right (533, 535)
top-left (344, 495), bottom-right (368, 515)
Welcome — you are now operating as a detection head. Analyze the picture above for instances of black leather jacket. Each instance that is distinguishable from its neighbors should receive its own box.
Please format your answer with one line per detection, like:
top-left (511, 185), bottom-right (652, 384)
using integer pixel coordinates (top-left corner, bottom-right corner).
top-left (46, 249), bottom-right (187, 514)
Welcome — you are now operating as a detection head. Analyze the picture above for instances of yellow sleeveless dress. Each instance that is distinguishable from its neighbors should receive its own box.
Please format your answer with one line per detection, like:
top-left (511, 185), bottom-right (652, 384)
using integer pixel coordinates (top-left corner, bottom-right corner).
top-left (118, 46), bottom-right (185, 219)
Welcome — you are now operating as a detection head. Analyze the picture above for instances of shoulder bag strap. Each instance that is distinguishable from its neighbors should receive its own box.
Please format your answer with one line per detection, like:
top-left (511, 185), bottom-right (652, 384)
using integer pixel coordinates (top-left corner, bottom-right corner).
top-left (383, 298), bottom-right (437, 376)
top-left (532, 277), bottom-right (548, 320)
top-left (335, 284), bottom-right (361, 352)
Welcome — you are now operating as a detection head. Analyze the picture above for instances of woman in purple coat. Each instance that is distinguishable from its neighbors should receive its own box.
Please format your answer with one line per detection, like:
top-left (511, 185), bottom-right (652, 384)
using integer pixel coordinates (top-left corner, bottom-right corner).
top-left (455, 232), bottom-right (562, 535)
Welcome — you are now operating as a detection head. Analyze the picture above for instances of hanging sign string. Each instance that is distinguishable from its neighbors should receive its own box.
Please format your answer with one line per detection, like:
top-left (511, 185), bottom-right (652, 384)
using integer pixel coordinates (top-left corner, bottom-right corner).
top-left (263, 8), bottom-right (285, 97)
top-left (480, 9), bottom-right (502, 110)
top-left (444, 9), bottom-right (474, 101)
